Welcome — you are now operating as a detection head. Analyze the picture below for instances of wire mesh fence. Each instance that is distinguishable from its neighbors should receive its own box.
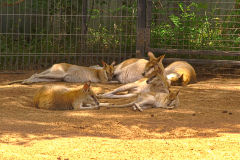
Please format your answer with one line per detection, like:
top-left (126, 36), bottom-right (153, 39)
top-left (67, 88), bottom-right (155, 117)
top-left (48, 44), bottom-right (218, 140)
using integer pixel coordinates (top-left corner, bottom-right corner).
top-left (0, 0), bottom-right (239, 75)
top-left (0, 0), bottom-right (137, 71)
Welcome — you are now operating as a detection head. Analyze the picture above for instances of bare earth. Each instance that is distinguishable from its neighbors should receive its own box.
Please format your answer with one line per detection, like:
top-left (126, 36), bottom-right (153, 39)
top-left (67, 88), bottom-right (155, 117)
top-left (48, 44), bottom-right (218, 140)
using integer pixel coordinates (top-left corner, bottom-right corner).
top-left (0, 72), bottom-right (239, 160)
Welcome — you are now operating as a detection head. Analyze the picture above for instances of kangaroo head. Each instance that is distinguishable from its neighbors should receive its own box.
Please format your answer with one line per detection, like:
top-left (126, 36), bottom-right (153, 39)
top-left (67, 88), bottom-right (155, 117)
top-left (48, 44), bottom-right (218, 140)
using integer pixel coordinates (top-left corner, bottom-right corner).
top-left (101, 60), bottom-right (116, 81)
top-left (164, 89), bottom-right (180, 108)
top-left (146, 63), bottom-right (170, 89)
top-left (82, 81), bottom-right (99, 106)
top-left (143, 52), bottom-right (165, 76)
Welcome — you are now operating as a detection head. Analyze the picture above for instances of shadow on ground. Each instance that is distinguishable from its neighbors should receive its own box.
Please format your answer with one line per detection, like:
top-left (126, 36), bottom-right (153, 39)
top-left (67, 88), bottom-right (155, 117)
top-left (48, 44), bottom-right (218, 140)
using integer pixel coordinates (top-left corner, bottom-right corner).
top-left (0, 73), bottom-right (239, 145)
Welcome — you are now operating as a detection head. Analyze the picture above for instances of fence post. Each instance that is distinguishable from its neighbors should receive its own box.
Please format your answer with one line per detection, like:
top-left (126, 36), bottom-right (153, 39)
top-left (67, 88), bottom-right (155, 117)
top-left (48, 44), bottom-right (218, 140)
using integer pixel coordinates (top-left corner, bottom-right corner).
top-left (145, 0), bottom-right (152, 52)
top-left (136, 0), bottom-right (146, 58)
top-left (81, 0), bottom-right (88, 53)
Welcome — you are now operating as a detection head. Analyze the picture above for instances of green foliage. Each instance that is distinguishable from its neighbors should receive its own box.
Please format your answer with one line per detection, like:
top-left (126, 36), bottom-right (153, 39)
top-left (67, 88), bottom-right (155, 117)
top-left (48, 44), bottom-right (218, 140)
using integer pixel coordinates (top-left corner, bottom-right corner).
top-left (151, 2), bottom-right (240, 52)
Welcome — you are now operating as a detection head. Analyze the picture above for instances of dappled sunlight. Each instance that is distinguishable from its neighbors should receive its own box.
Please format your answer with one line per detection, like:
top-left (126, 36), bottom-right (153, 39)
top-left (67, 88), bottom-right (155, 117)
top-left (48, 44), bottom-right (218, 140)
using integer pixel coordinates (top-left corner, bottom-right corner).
top-left (189, 83), bottom-right (240, 91)
top-left (2, 118), bottom-right (56, 128)
top-left (188, 77), bottom-right (240, 91)
top-left (0, 73), bottom-right (240, 159)
top-left (0, 133), bottom-right (59, 145)
top-left (0, 134), bottom-right (239, 159)
top-left (64, 112), bottom-right (97, 117)
top-left (64, 110), bottom-right (148, 119)
top-left (162, 109), bottom-right (196, 114)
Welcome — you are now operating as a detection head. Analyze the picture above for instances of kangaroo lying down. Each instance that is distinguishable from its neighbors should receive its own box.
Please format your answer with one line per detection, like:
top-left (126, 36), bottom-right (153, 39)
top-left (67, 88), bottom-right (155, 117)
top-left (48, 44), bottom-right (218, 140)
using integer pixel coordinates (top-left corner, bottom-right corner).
top-left (100, 66), bottom-right (180, 111)
top-left (143, 54), bottom-right (197, 86)
top-left (98, 54), bottom-right (169, 99)
top-left (113, 52), bottom-right (165, 83)
top-left (34, 82), bottom-right (100, 110)
top-left (9, 61), bottom-right (115, 84)
top-left (165, 61), bottom-right (197, 86)
top-left (104, 89), bottom-right (180, 112)
top-left (113, 58), bottom-right (149, 83)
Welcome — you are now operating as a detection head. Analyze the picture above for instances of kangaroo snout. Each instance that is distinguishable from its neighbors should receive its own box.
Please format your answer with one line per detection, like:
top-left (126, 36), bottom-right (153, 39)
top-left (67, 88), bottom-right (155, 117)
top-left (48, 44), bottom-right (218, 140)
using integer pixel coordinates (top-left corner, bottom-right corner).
top-left (142, 72), bottom-right (146, 76)
top-left (146, 79), bottom-right (150, 84)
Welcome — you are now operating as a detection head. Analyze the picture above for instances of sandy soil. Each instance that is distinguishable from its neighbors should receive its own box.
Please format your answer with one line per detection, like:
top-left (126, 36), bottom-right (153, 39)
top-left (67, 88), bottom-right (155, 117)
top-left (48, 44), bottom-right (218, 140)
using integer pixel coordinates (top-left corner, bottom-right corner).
top-left (0, 72), bottom-right (239, 160)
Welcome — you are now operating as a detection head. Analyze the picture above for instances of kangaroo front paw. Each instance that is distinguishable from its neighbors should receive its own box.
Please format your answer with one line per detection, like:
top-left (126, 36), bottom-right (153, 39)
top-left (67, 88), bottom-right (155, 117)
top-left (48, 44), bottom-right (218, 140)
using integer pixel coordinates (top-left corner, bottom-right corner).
top-left (132, 106), bottom-right (137, 111)
top-left (134, 104), bottom-right (143, 112)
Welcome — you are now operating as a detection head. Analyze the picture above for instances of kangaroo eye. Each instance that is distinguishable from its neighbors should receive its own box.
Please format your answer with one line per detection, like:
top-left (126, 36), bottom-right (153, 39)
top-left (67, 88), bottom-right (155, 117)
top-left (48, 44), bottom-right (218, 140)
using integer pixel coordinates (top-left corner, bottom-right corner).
top-left (151, 75), bottom-right (157, 79)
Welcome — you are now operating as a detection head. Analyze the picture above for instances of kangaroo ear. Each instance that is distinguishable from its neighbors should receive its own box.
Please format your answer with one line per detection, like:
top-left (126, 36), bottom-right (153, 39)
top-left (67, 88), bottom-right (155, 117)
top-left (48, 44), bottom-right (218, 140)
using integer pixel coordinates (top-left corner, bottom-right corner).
top-left (111, 61), bottom-right (116, 66)
top-left (147, 52), bottom-right (156, 61)
top-left (179, 74), bottom-right (184, 81)
top-left (157, 54), bottom-right (165, 63)
top-left (101, 60), bottom-right (107, 67)
top-left (83, 81), bottom-right (91, 92)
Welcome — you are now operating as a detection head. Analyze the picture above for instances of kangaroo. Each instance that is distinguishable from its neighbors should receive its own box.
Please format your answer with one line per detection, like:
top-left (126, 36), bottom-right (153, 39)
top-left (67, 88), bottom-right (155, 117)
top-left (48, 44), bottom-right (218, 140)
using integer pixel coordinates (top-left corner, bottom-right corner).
top-left (113, 52), bottom-right (165, 84)
top-left (113, 58), bottom-right (149, 83)
top-left (33, 82), bottom-right (100, 110)
top-left (165, 61), bottom-right (197, 86)
top-left (85, 52), bottom-right (163, 84)
top-left (104, 89), bottom-right (180, 112)
top-left (17, 61), bottom-right (115, 84)
top-left (98, 62), bottom-right (169, 99)
top-left (142, 53), bottom-right (196, 86)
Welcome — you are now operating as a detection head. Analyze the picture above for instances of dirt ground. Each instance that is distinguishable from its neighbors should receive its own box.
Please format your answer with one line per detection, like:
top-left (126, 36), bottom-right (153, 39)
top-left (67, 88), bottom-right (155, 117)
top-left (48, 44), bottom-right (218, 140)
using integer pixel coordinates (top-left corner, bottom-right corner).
top-left (0, 71), bottom-right (239, 160)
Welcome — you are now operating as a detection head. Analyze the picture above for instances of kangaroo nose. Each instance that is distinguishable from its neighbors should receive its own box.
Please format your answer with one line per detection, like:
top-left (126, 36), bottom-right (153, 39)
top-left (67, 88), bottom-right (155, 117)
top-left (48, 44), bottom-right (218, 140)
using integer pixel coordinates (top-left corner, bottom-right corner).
top-left (142, 72), bottom-right (145, 76)
top-left (146, 79), bottom-right (150, 84)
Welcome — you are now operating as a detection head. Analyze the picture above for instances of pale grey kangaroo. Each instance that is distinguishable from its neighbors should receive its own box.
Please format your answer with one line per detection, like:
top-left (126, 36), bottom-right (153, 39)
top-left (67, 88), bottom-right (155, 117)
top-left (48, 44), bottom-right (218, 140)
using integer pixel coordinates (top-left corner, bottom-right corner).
top-left (113, 52), bottom-right (167, 84)
top-left (9, 61), bottom-right (115, 84)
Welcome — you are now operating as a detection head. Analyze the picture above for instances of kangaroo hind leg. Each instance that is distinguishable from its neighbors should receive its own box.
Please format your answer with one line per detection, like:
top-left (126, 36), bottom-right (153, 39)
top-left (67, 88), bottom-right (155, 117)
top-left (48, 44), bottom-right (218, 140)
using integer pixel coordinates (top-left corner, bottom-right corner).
top-left (99, 83), bottom-right (137, 98)
top-left (98, 93), bottom-right (137, 99)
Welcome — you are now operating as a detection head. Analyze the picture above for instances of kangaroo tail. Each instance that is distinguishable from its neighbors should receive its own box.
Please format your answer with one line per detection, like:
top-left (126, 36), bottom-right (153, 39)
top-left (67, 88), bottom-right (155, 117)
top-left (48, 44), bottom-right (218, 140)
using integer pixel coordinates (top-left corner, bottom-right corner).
top-left (101, 82), bottom-right (137, 95)
top-left (107, 101), bottom-right (135, 108)
top-left (8, 79), bottom-right (24, 85)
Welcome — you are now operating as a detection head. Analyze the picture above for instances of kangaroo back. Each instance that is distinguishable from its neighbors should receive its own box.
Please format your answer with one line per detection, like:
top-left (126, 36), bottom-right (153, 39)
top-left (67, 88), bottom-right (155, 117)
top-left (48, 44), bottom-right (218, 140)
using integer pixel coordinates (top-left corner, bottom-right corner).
top-left (34, 85), bottom-right (71, 110)
top-left (114, 58), bottom-right (148, 83)
top-left (64, 66), bottom-right (104, 83)
top-left (50, 63), bottom-right (73, 73)
top-left (165, 61), bottom-right (196, 85)
top-left (116, 58), bottom-right (139, 69)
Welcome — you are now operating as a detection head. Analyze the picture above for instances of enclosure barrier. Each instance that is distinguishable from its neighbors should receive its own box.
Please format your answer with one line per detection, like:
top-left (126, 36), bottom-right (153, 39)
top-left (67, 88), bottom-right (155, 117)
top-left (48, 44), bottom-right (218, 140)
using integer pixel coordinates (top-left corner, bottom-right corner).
top-left (0, 0), bottom-right (239, 76)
